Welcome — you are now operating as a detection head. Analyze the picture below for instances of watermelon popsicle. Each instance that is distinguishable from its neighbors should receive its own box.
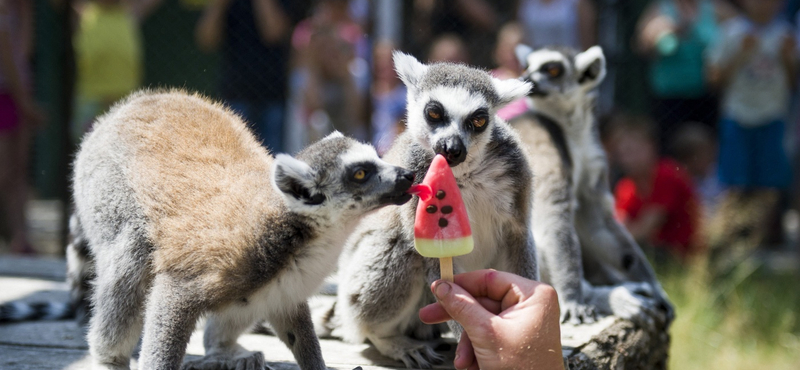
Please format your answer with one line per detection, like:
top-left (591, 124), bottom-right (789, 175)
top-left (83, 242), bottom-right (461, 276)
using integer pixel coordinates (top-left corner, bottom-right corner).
top-left (408, 154), bottom-right (474, 282)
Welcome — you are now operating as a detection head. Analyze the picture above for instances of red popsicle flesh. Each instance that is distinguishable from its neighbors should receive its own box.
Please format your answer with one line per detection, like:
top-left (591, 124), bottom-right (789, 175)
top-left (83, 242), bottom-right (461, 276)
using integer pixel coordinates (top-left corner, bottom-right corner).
top-left (411, 154), bottom-right (474, 258)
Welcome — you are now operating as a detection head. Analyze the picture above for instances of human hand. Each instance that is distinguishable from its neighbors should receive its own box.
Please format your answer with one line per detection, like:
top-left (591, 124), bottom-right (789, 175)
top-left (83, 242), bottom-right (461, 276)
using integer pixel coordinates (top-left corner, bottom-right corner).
top-left (641, 15), bottom-right (677, 49)
top-left (419, 270), bottom-right (564, 370)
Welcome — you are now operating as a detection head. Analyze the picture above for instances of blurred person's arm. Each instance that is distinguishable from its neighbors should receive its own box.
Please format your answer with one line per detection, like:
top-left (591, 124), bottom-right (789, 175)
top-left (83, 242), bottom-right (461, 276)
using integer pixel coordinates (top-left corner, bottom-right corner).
top-left (780, 35), bottom-right (797, 90)
top-left (635, 3), bottom-right (673, 57)
top-left (625, 206), bottom-right (667, 243)
top-left (0, 0), bottom-right (23, 101)
top-left (578, 0), bottom-right (597, 50)
top-left (331, 45), bottom-right (365, 132)
top-left (712, 0), bottom-right (737, 23)
top-left (252, 0), bottom-right (289, 44)
top-left (303, 67), bottom-right (324, 113)
top-left (126, 0), bottom-right (165, 22)
top-left (195, 0), bottom-right (232, 52)
top-left (707, 34), bottom-right (756, 90)
top-left (19, 0), bottom-right (33, 60)
top-left (0, 0), bottom-right (43, 126)
top-left (454, 0), bottom-right (496, 32)
top-left (341, 68), bottom-right (365, 134)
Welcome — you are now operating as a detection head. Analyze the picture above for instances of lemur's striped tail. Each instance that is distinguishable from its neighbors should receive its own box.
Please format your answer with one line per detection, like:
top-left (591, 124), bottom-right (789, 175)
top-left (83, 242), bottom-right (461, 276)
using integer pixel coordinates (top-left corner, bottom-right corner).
top-left (0, 213), bottom-right (95, 324)
top-left (0, 301), bottom-right (75, 322)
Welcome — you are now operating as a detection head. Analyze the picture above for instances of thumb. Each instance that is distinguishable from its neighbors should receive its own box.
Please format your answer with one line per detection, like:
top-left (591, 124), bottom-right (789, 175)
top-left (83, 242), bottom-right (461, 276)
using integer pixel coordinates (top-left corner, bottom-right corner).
top-left (432, 280), bottom-right (494, 327)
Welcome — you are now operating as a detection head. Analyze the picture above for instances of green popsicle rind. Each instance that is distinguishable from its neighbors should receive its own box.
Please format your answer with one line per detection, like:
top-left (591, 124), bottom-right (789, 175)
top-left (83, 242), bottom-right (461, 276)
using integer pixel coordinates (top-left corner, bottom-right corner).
top-left (414, 236), bottom-right (474, 258)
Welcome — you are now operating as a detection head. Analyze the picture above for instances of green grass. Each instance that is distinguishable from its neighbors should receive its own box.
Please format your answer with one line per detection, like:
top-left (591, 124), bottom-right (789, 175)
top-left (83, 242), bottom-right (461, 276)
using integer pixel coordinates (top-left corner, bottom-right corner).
top-left (659, 256), bottom-right (800, 369)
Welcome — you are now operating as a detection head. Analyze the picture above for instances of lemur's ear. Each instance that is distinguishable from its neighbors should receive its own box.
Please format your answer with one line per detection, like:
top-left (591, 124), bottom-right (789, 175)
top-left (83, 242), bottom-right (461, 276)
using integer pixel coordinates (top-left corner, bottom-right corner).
top-left (322, 130), bottom-right (345, 141)
top-left (393, 51), bottom-right (428, 93)
top-left (515, 44), bottom-right (534, 70)
top-left (273, 154), bottom-right (325, 206)
top-left (575, 46), bottom-right (606, 88)
top-left (492, 78), bottom-right (532, 107)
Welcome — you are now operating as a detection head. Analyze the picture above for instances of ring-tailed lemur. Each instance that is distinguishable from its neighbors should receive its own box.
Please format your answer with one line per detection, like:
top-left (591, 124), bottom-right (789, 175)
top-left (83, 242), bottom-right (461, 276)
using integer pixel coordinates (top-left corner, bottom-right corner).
top-left (510, 45), bottom-right (674, 325)
top-left (58, 90), bottom-right (414, 370)
top-left (327, 52), bottom-right (537, 368)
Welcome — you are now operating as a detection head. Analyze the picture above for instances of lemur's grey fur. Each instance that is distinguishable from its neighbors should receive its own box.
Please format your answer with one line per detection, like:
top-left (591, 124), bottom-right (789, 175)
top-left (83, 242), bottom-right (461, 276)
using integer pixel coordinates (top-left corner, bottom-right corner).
top-left (510, 45), bottom-right (674, 325)
top-left (325, 52), bottom-right (537, 368)
top-left (66, 90), bottom-right (414, 370)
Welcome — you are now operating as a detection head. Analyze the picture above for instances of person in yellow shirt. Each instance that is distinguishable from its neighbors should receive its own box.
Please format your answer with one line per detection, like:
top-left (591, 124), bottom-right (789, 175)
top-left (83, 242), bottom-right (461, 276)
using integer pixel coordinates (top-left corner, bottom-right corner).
top-left (71, 0), bottom-right (161, 143)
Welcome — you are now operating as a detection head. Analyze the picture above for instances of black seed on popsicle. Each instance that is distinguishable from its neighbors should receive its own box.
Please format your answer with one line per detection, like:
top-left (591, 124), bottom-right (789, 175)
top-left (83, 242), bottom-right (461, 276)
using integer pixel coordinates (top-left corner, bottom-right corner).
top-left (436, 190), bottom-right (446, 199)
top-left (438, 218), bottom-right (448, 227)
top-left (426, 205), bottom-right (437, 213)
top-left (441, 205), bottom-right (453, 214)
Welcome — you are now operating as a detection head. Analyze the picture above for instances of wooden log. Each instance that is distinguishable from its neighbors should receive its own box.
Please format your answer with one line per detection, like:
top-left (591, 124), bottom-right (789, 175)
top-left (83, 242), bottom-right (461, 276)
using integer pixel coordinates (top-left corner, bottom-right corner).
top-left (562, 317), bottom-right (670, 370)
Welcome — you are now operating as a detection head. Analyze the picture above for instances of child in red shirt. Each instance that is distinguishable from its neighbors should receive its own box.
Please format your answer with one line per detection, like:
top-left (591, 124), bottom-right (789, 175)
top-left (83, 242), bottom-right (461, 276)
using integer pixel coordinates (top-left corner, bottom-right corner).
top-left (610, 116), bottom-right (700, 260)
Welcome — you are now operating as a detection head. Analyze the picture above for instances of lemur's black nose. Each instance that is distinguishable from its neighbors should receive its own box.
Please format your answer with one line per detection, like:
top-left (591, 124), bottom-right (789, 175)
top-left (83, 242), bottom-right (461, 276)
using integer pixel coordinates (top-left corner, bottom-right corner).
top-left (399, 169), bottom-right (415, 183)
top-left (434, 137), bottom-right (467, 166)
top-left (394, 168), bottom-right (414, 191)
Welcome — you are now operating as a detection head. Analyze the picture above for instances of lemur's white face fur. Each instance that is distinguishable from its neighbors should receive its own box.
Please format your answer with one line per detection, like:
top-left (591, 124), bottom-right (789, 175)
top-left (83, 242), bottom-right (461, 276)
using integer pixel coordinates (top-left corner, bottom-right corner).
top-left (393, 51), bottom-right (530, 168)
top-left (272, 132), bottom-right (414, 222)
top-left (515, 45), bottom-right (606, 119)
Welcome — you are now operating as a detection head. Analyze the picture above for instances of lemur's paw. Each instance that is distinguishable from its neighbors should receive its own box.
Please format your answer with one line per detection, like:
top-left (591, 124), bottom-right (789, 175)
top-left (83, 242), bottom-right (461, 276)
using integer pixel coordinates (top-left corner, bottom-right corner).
top-left (607, 283), bottom-right (666, 327)
top-left (182, 349), bottom-right (266, 370)
top-left (396, 344), bottom-right (445, 369)
top-left (371, 335), bottom-right (445, 369)
top-left (560, 302), bottom-right (598, 325)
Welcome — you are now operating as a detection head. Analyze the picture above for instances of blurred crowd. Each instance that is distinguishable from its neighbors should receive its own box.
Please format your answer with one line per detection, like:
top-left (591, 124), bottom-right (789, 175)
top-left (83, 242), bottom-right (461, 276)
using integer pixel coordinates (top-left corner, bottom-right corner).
top-left (604, 0), bottom-right (798, 267)
top-left (1, 0), bottom-right (799, 267)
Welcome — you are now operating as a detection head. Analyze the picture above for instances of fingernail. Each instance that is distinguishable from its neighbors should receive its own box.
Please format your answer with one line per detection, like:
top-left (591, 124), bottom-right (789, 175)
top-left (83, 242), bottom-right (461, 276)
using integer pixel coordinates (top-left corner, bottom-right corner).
top-left (433, 281), bottom-right (451, 299)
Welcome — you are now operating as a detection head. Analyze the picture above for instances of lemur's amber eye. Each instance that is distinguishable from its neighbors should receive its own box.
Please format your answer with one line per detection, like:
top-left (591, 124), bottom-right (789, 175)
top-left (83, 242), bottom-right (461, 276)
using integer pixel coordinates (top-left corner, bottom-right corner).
top-left (542, 63), bottom-right (563, 78)
top-left (427, 110), bottom-right (441, 120)
top-left (354, 169), bottom-right (366, 180)
top-left (472, 117), bottom-right (487, 128)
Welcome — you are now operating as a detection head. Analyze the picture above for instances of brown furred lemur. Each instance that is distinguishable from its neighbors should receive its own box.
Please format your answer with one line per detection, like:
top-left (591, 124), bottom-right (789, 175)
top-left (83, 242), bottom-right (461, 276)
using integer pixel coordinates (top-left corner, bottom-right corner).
top-left (69, 90), bottom-right (414, 370)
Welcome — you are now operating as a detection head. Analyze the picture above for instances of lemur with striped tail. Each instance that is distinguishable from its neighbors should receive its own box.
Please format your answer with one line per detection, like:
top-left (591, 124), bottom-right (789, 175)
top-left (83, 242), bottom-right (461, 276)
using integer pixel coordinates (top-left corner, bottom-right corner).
top-left (510, 45), bottom-right (674, 326)
top-left (3, 90), bottom-right (415, 370)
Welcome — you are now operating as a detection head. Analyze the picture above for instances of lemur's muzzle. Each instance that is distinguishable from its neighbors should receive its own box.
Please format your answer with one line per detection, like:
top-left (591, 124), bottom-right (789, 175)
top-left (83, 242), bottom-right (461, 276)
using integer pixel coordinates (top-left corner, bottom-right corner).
top-left (381, 168), bottom-right (414, 205)
top-left (434, 136), bottom-right (467, 167)
top-left (524, 78), bottom-right (548, 97)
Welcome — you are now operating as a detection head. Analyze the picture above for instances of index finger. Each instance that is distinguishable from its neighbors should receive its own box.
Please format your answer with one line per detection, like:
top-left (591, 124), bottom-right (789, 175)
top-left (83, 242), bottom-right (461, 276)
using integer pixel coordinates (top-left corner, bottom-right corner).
top-left (452, 269), bottom-right (545, 306)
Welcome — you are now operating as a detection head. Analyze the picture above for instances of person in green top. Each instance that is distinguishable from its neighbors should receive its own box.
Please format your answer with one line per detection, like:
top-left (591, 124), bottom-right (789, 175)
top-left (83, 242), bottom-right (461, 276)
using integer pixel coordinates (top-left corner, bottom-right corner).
top-left (636, 0), bottom-right (736, 153)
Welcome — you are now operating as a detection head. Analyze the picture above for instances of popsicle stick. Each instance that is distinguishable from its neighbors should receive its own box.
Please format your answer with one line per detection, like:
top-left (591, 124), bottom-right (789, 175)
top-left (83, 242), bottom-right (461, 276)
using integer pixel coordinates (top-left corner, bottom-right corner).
top-left (439, 257), bottom-right (453, 282)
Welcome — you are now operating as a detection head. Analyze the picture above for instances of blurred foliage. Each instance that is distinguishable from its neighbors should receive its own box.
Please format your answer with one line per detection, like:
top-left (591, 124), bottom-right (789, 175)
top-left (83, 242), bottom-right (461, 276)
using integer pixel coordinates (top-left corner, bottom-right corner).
top-left (658, 254), bottom-right (800, 370)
